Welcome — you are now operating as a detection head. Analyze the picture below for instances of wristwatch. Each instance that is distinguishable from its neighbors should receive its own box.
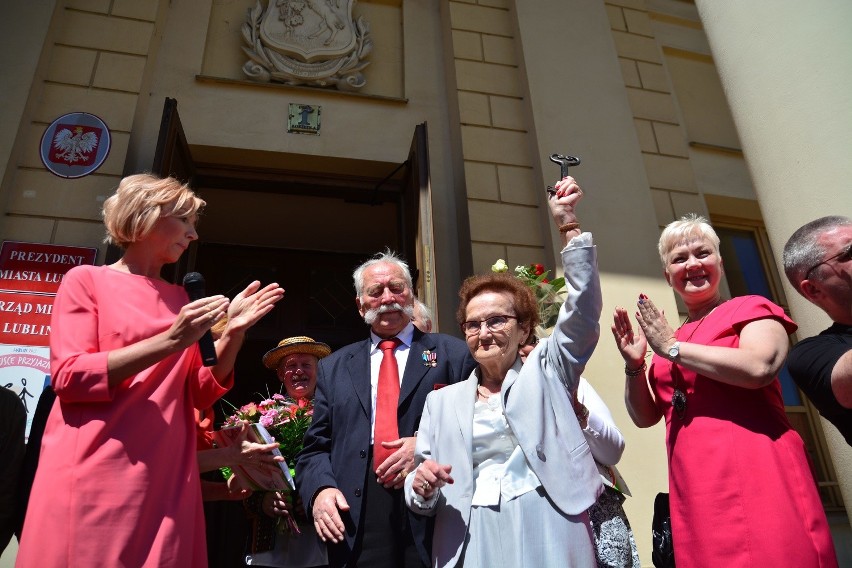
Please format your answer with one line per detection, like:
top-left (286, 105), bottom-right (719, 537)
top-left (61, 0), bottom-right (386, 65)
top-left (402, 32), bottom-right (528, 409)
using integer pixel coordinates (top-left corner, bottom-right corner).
top-left (667, 341), bottom-right (681, 360)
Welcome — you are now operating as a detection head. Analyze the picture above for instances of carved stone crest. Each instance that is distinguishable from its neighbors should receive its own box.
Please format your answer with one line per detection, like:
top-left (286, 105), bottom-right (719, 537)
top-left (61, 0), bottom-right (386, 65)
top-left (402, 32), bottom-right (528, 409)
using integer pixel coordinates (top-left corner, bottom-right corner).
top-left (241, 0), bottom-right (373, 91)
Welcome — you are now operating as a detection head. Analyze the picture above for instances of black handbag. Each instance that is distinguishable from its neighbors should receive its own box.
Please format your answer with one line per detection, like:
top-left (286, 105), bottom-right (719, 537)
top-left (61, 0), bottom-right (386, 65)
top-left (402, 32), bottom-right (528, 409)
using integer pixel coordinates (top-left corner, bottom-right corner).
top-left (651, 492), bottom-right (676, 568)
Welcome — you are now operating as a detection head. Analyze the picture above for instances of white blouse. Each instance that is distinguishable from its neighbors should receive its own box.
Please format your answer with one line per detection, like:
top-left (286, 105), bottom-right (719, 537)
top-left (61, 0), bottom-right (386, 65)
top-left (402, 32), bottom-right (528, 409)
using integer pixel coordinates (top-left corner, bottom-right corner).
top-left (470, 393), bottom-right (541, 507)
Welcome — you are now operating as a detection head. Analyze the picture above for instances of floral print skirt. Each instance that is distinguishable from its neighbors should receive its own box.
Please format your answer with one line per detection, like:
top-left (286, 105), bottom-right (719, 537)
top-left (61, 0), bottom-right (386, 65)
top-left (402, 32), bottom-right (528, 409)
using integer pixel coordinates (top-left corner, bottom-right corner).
top-left (588, 487), bottom-right (641, 568)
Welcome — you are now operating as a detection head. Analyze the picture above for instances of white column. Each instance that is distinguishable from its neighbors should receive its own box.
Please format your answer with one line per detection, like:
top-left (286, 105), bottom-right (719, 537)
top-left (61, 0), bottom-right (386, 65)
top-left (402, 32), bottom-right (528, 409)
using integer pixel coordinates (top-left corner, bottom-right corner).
top-left (695, 0), bottom-right (852, 523)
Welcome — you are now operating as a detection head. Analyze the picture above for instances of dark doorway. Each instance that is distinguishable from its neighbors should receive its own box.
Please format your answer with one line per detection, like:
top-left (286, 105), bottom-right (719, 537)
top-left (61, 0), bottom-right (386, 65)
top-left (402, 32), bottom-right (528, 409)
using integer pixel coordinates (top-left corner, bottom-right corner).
top-left (193, 243), bottom-right (371, 418)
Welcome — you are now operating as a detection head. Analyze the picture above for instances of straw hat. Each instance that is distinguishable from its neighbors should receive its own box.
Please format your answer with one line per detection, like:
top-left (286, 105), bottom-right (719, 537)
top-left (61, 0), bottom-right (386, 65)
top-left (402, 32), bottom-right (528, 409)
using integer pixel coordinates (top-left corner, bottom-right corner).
top-left (262, 336), bottom-right (331, 370)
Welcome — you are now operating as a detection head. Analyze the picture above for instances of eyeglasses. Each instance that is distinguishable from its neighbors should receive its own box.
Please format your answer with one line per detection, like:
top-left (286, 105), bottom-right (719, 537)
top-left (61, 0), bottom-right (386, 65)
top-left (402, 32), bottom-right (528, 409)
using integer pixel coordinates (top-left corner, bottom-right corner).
top-left (804, 242), bottom-right (852, 281)
top-left (460, 315), bottom-right (517, 336)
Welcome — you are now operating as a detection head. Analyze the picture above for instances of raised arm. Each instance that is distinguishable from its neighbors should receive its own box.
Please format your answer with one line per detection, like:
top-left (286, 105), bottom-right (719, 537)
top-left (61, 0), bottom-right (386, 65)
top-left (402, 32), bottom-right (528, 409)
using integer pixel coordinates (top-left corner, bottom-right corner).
top-left (542, 176), bottom-right (602, 393)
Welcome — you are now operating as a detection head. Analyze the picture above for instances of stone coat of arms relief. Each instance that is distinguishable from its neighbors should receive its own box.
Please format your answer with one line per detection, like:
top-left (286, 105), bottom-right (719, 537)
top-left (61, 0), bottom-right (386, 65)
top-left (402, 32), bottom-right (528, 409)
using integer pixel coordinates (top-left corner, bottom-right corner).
top-left (242, 0), bottom-right (373, 91)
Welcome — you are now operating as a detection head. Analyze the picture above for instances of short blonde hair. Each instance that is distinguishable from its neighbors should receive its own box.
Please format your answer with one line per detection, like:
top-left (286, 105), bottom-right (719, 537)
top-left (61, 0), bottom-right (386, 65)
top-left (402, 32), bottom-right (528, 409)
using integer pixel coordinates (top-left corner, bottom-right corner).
top-left (102, 173), bottom-right (205, 248)
top-left (658, 213), bottom-right (721, 266)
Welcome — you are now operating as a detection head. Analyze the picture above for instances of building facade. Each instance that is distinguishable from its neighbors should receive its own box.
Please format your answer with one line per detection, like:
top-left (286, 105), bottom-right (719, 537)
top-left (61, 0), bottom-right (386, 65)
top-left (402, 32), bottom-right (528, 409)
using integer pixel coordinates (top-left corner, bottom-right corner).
top-left (2, 0), bottom-right (850, 564)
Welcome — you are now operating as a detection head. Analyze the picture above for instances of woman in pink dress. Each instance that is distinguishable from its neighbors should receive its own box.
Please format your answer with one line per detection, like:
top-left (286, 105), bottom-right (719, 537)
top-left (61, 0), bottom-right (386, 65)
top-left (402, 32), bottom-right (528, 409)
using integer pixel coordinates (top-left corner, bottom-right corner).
top-left (611, 214), bottom-right (837, 567)
top-left (16, 174), bottom-right (283, 567)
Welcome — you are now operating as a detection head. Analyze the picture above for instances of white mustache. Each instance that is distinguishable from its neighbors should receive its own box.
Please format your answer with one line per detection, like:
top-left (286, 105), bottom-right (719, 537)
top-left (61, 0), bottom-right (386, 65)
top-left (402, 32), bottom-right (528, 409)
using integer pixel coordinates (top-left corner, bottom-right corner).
top-left (363, 303), bottom-right (414, 324)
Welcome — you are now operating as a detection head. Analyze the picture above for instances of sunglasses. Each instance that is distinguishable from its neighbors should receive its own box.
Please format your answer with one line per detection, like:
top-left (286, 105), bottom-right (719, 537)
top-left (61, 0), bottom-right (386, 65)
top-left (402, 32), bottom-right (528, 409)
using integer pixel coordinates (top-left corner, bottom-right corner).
top-left (804, 242), bottom-right (852, 280)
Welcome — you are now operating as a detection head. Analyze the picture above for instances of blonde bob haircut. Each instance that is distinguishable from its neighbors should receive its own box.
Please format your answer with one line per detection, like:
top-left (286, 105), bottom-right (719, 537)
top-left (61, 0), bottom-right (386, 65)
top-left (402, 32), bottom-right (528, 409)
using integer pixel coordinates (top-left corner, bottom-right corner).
top-left (657, 213), bottom-right (721, 266)
top-left (102, 173), bottom-right (205, 248)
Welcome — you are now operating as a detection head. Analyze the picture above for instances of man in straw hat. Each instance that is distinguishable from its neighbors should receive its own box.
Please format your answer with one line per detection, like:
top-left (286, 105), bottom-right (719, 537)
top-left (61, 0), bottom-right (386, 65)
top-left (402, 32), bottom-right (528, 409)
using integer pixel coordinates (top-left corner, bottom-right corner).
top-left (263, 336), bottom-right (332, 401)
top-left (297, 251), bottom-right (476, 568)
top-left (244, 336), bottom-right (332, 567)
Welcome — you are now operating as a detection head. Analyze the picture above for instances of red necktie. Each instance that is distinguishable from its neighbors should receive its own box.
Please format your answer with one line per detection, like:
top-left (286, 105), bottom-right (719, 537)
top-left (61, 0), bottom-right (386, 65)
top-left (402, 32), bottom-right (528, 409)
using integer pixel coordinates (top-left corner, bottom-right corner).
top-left (374, 338), bottom-right (402, 468)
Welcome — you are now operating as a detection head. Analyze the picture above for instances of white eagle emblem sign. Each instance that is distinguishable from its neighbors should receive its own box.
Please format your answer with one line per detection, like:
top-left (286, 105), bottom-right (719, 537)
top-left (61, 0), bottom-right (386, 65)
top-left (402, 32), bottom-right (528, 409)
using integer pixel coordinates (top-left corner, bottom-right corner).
top-left (51, 126), bottom-right (100, 165)
top-left (40, 112), bottom-right (111, 179)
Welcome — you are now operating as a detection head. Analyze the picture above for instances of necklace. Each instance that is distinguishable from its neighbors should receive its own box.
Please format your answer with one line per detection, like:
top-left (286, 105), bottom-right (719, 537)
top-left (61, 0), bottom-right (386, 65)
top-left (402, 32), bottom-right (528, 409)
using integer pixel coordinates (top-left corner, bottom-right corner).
top-left (477, 384), bottom-right (496, 400)
top-left (670, 299), bottom-right (725, 420)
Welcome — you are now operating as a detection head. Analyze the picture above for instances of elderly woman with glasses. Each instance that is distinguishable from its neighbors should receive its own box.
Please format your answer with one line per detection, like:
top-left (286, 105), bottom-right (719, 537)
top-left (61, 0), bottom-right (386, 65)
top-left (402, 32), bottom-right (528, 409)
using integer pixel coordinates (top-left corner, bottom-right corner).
top-left (404, 177), bottom-right (602, 567)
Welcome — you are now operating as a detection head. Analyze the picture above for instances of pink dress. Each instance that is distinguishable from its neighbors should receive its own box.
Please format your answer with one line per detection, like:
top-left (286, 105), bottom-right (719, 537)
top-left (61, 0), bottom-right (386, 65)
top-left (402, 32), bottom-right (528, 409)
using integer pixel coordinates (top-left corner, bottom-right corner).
top-left (16, 265), bottom-right (233, 568)
top-left (648, 295), bottom-right (837, 567)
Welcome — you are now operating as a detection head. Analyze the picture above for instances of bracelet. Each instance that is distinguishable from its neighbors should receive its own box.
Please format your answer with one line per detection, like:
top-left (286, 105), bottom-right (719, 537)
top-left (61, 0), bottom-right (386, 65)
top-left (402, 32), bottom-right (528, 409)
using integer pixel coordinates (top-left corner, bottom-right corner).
top-left (624, 362), bottom-right (647, 377)
top-left (558, 222), bottom-right (580, 234)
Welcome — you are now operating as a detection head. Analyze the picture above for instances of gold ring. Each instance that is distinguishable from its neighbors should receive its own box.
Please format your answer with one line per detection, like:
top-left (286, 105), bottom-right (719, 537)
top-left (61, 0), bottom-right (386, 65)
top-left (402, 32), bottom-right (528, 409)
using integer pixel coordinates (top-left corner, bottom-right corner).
top-left (399, 469), bottom-right (409, 479)
top-left (421, 481), bottom-right (431, 491)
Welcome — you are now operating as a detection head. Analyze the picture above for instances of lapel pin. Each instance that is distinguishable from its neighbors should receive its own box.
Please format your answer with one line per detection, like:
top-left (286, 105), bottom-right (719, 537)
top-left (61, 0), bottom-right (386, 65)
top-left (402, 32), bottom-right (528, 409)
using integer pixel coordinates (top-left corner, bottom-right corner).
top-left (421, 350), bottom-right (437, 367)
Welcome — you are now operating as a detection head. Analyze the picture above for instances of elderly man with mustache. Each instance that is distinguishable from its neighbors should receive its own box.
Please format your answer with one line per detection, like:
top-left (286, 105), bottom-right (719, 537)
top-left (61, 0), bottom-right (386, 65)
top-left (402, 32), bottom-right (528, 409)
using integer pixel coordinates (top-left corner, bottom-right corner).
top-left (297, 251), bottom-right (476, 568)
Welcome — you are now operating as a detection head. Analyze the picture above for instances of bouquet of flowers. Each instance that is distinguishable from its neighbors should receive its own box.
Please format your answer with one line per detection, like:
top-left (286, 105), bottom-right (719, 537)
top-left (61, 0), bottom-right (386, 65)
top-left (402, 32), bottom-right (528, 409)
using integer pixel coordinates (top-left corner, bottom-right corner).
top-left (221, 393), bottom-right (314, 534)
top-left (222, 393), bottom-right (314, 480)
top-left (491, 259), bottom-right (566, 335)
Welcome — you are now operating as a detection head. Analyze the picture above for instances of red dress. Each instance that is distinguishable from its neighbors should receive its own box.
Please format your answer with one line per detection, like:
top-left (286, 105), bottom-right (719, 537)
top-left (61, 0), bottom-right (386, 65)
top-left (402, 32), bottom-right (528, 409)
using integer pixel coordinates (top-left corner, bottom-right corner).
top-left (16, 265), bottom-right (233, 568)
top-left (648, 296), bottom-right (837, 567)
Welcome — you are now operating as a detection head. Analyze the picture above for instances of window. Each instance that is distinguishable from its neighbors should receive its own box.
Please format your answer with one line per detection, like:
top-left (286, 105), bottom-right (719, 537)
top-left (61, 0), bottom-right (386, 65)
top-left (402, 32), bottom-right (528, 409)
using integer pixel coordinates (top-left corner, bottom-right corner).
top-left (713, 220), bottom-right (844, 510)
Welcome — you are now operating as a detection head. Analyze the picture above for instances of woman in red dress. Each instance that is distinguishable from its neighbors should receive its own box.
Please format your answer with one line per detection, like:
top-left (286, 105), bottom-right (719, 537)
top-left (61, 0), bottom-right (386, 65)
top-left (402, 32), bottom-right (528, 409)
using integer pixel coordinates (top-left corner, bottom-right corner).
top-left (16, 174), bottom-right (283, 567)
top-left (611, 214), bottom-right (837, 567)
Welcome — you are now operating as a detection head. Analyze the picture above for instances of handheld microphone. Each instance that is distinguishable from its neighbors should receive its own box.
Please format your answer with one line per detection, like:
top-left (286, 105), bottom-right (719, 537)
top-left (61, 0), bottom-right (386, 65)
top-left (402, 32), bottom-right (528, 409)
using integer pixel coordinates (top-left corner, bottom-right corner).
top-left (182, 272), bottom-right (218, 367)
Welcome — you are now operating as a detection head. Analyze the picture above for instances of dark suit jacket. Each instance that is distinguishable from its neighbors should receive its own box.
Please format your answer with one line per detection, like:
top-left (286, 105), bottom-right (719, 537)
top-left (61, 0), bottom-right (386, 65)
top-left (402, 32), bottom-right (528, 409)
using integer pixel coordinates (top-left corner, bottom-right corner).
top-left (296, 326), bottom-right (476, 565)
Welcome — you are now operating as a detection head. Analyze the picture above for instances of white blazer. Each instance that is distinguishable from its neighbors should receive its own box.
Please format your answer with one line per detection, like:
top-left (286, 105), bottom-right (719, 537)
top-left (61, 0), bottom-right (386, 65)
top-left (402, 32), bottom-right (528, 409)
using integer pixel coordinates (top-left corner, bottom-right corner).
top-left (405, 236), bottom-right (604, 568)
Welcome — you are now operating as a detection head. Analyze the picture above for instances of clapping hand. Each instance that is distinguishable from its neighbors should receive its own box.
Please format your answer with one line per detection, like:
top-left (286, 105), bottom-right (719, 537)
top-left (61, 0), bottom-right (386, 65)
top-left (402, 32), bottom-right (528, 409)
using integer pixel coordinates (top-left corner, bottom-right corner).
top-left (611, 306), bottom-right (647, 370)
top-left (634, 294), bottom-right (677, 357)
top-left (225, 281), bottom-right (285, 335)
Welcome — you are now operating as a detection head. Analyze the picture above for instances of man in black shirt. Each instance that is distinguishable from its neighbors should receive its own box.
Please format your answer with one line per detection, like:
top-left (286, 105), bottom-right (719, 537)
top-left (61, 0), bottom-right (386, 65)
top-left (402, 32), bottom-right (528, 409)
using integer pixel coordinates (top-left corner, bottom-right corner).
top-left (783, 216), bottom-right (852, 444)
